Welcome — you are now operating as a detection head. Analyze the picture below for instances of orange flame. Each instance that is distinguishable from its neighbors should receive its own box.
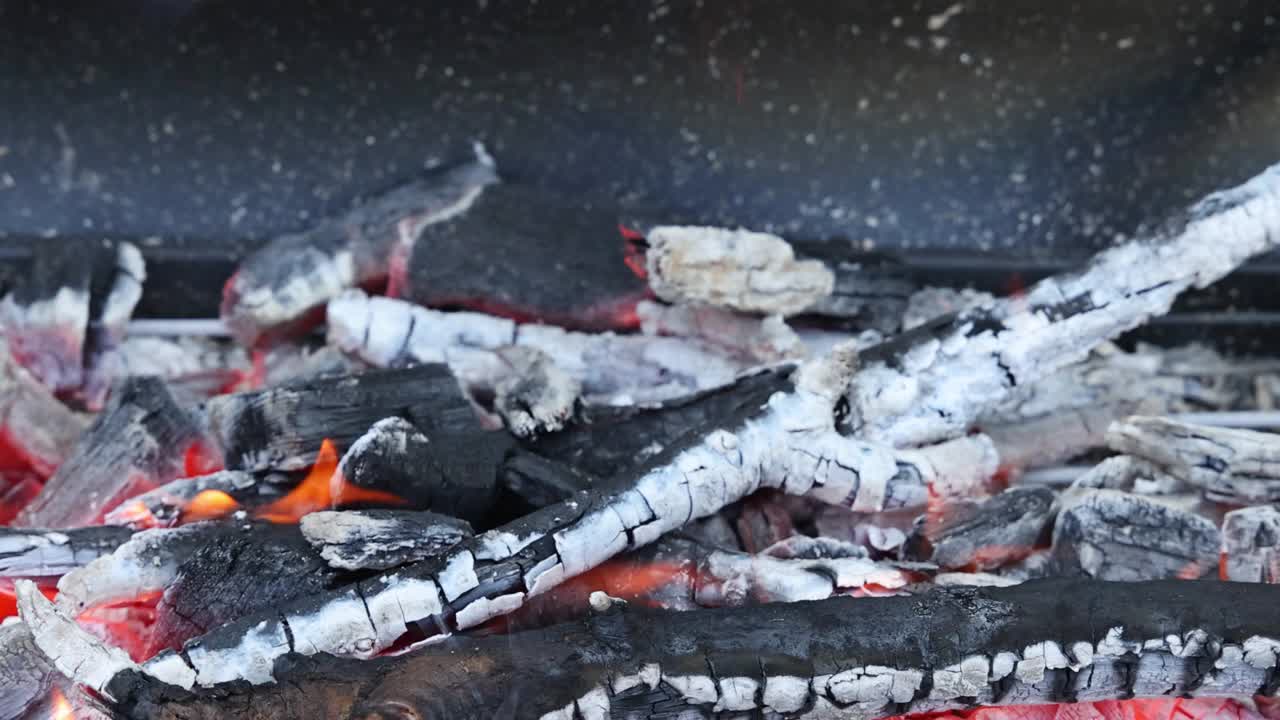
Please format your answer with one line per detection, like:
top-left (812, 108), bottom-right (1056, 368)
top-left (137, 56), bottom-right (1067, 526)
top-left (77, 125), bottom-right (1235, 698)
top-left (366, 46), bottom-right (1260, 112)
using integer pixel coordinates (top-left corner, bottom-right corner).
top-left (50, 689), bottom-right (74, 720)
top-left (181, 490), bottom-right (240, 523)
top-left (256, 439), bottom-right (404, 524)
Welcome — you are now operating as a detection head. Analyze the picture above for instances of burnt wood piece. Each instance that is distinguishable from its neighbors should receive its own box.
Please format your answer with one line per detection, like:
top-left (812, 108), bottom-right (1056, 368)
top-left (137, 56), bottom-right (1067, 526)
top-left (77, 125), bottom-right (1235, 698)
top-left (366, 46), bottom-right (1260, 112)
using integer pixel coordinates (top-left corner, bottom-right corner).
top-left (0, 524), bottom-right (134, 577)
top-left (79, 348), bottom-right (994, 691)
top-left (392, 183), bottom-right (648, 331)
top-left (206, 364), bottom-right (511, 475)
top-left (102, 470), bottom-right (269, 529)
top-left (336, 416), bottom-right (504, 524)
top-left (1222, 505), bottom-right (1280, 583)
top-left (14, 377), bottom-right (203, 528)
top-left (299, 509), bottom-right (473, 571)
top-left (221, 147), bottom-right (498, 346)
top-left (1051, 489), bottom-right (1220, 581)
top-left (145, 522), bottom-right (347, 658)
top-left (104, 579), bottom-right (1280, 720)
top-left (1108, 415), bottom-right (1280, 504)
top-left (0, 621), bottom-right (53, 720)
top-left (844, 163), bottom-right (1280, 448)
top-left (0, 339), bottom-right (89, 477)
top-left (0, 238), bottom-right (143, 391)
top-left (914, 486), bottom-right (1055, 571)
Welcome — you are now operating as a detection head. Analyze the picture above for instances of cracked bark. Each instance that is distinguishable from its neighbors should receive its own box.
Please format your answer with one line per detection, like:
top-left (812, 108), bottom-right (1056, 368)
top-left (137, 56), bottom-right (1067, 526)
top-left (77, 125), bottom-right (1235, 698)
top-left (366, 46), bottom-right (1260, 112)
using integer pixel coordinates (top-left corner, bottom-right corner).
top-left (103, 579), bottom-right (1280, 720)
top-left (843, 163), bottom-right (1280, 447)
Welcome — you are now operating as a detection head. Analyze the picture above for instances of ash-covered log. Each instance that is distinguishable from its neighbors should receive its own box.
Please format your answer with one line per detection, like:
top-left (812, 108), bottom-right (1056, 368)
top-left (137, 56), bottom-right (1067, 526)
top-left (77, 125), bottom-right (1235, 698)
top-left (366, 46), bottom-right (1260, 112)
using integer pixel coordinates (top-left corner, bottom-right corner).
top-left (1222, 505), bottom-right (1280, 583)
top-left (641, 226), bottom-right (834, 316)
top-left (844, 163), bottom-right (1280, 447)
top-left (1051, 489), bottom-right (1220, 581)
top-left (0, 339), bottom-right (88, 477)
top-left (0, 525), bottom-right (134, 577)
top-left (206, 364), bottom-right (509, 474)
top-left (32, 345), bottom-right (995, 691)
top-left (914, 486), bottom-right (1055, 571)
top-left (14, 377), bottom-right (203, 528)
top-left (98, 580), bottom-right (1280, 720)
top-left (1108, 415), bottom-right (1280, 504)
top-left (0, 238), bottom-right (144, 391)
top-left (299, 509), bottom-right (473, 571)
top-left (390, 184), bottom-right (648, 331)
top-left (221, 145), bottom-right (498, 346)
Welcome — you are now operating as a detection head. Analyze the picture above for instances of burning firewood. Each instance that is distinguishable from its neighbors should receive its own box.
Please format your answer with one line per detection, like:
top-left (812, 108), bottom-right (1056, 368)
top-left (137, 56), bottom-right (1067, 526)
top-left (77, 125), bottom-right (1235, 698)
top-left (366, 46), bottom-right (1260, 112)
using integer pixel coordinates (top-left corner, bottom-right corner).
top-left (844, 163), bottom-right (1280, 447)
top-left (0, 525), bottom-right (134, 577)
top-left (0, 338), bottom-right (88, 478)
top-left (389, 184), bottom-right (648, 331)
top-left (220, 145), bottom-right (498, 346)
top-left (1108, 415), bottom-right (1280, 505)
top-left (14, 377), bottom-right (204, 528)
top-left (325, 289), bottom-right (752, 406)
top-left (641, 225), bottom-right (835, 315)
top-left (298, 509), bottom-right (473, 571)
top-left (913, 486), bottom-right (1055, 571)
top-left (83, 579), bottom-right (1280, 719)
top-left (0, 239), bottom-right (144, 392)
top-left (1222, 505), bottom-right (1280, 583)
top-left (1050, 488), bottom-right (1220, 580)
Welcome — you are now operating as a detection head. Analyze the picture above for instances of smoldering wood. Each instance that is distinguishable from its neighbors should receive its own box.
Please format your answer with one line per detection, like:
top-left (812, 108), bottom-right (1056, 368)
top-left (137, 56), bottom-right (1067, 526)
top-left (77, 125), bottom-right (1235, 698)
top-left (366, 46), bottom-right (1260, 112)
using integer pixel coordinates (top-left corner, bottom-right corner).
top-left (299, 510), bottom-right (473, 571)
top-left (1108, 415), bottom-right (1280, 504)
top-left (14, 377), bottom-right (203, 528)
top-left (732, 491), bottom-right (796, 554)
top-left (0, 239), bottom-right (143, 392)
top-left (392, 183), bottom-right (648, 331)
top-left (915, 486), bottom-right (1055, 571)
top-left (336, 416), bottom-right (505, 524)
top-left (0, 339), bottom-right (89, 477)
top-left (105, 580), bottom-right (1280, 720)
top-left (326, 289), bottom-right (753, 407)
top-left (220, 146), bottom-right (498, 346)
top-left (0, 525), bottom-right (134, 577)
top-left (844, 163), bottom-right (1280, 448)
top-left (1222, 505), bottom-right (1280, 584)
top-left (642, 226), bottom-right (835, 316)
top-left (62, 347), bottom-right (995, 692)
top-left (206, 364), bottom-right (509, 476)
top-left (1065, 454), bottom-right (1188, 495)
top-left (102, 470), bottom-right (268, 529)
top-left (636, 300), bottom-right (804, 363)
top-left (80, 336), bottom-right (251, 411)
top-left (1050, 488), bottom-right (1220, 581)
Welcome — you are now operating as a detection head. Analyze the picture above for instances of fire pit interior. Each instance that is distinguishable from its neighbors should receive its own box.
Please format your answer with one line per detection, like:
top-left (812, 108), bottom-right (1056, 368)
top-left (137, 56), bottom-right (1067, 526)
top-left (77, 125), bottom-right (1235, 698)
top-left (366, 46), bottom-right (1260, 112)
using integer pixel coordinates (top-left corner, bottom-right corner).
top-left (3, 2), bottom-right (1280, 719)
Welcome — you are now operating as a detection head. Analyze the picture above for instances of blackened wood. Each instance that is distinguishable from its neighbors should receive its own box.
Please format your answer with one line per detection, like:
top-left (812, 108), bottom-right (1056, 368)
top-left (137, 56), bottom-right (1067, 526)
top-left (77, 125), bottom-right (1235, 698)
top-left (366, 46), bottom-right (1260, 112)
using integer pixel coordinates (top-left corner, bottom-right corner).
top-left (0, 339), bottom-right (88, 476)
top-left (393, 184), bottom-right (648, 331)
top-left (498, 449), bottom-right (603, 507)
top-left (206, 364), bottom-right (510, 475)
top-left (221, 148), bottom-right (498, 346)
top-left (299, 509), bottom-right (473, 571)
top-left (14, 377), bottom-right (203, 527)
top-left (1051, 489), bottom-right (1220, 581)
top-left (106, 580), bottom-right (1280, 720)
top-left (336, 416), bottom-right (505, 524)
top-left (916, 486), bottom-right (1055, 571)
top-left (1222, 505), bottom-right (1280, 583)
top-left (0, 525), bottom-right (134, 577)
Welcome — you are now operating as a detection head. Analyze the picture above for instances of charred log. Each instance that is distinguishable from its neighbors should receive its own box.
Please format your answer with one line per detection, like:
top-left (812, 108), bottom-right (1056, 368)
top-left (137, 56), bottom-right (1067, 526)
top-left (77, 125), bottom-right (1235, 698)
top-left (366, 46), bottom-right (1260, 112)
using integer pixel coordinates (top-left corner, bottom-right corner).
top-left (103, 580), bottom-right (1280, 720)
top-left (391, 184), bottom-right (648, 331)
top-left (220, 146), bottom-right (497, 346)
top-left (914, 486), bottom-right (1055, 571)
top-left (299, 510), bottom-right (473, 571)
top-left (14, 377), bottom-right (203, 528)
top-left (0, 525), bottom-right (134, 577)
top-left (1222, 505), bottom-right (1280, 584)
top-left (844, 163), bottom-right (1280, 447)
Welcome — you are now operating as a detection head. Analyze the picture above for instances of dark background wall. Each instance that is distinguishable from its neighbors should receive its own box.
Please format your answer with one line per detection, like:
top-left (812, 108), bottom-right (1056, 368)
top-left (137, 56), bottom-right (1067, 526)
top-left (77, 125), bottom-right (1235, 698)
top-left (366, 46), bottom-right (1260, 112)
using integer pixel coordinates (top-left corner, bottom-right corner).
top-left (1, 0), bottom-right (1279, 260)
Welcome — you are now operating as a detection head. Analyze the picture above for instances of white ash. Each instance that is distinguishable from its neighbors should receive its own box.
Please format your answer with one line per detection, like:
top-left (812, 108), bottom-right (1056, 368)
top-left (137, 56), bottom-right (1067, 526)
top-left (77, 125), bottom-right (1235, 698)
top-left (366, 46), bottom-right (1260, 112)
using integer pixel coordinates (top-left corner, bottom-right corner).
top-left (643, 225), bottom-right (834, 315)
top-left (15, 580), bottom-right (138, 696)
top-left (1222, 505), bottom-right (1280, 583)
top-left (1109, 415), bottom-right (1280, 504)
top-left (1066, 454), bottom-right (1187, 495)
top-left (0, 337), bottom-right (89, 475)
top-left (489, 346), bottom-right (580, 437)
top-left (693, 549), bottom-right (912, 606)
top-left (902, 286), bottom-right (995, 330)
top-left (932, 572), bottom-right (1022, 587)
top-left (82, 335), bottom-right (251, 410)
top-left (636, 300), bottom-right (805, 363)
top-left (845, 163), bottom-right (1280, 448)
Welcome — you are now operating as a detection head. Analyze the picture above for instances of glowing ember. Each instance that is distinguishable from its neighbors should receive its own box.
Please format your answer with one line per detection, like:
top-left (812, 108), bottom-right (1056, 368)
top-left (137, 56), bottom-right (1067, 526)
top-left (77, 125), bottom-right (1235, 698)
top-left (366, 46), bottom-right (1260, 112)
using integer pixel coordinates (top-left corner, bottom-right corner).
top-left (0, 580), bottom-right (55, 620)
top-left (260, 438), bottom-right (404, 523)
top-left (50, 688), bottom-right (74, 720)
top-left (182, 440), bottom-right (223, 478)
top-left (181, 489), bottom-right (240, 523)
top-left (77, 590), bottom-right (163, 663)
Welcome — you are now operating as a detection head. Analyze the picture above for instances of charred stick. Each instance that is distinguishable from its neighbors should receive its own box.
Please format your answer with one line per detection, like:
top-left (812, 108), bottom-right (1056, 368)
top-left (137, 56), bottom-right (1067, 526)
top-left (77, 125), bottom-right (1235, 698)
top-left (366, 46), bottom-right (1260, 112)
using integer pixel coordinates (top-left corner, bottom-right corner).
top-left (30, 347), bottom-right (996, 692)
top-left (14, 377), bottom-right (204, 528)
top-left (220, 145), bottom-right (497, 346)
top-left (0, 525), bottom-right (134, 577)
top-left (391, 184), bottom-right (648, 332)
top-left (845, 163), bottom-right (1280, 447)
top-left (1222, 505), bottom-right (1280, 583)
top-left (298, 510), bottom-right (473, 571)
top-left (99, 580), bottom-right (1280, 720)
top-left (1108, 415), bottom-right (1280, 504)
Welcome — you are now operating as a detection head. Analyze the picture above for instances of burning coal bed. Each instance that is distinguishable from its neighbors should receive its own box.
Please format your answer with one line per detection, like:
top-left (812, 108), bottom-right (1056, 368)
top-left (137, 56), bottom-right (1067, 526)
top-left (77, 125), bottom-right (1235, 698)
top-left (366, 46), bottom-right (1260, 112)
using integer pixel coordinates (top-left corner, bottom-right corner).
top-left (2, 149), bottom-right (1280, 720)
